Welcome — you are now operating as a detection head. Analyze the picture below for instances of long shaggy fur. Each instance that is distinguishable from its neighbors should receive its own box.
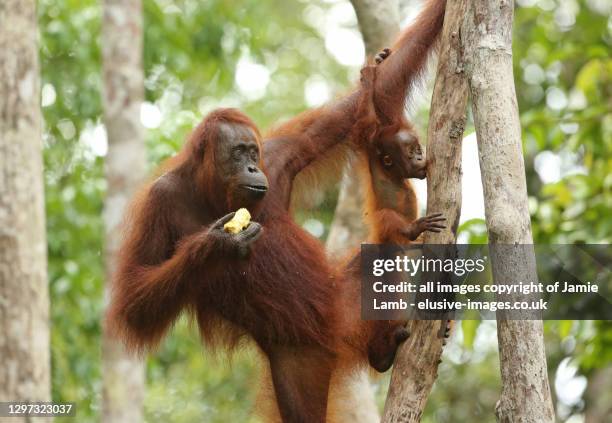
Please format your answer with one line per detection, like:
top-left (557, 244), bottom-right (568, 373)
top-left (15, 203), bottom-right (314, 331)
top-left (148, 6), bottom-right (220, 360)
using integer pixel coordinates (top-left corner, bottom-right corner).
top-left (106, 0), bottom-right (447, 420)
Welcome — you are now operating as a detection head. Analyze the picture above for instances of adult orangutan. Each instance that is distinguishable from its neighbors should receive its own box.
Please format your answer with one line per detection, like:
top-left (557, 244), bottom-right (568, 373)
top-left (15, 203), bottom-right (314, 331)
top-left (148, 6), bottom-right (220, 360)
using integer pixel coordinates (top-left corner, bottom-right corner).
top-left (106, 1), bottom-right (447, 421)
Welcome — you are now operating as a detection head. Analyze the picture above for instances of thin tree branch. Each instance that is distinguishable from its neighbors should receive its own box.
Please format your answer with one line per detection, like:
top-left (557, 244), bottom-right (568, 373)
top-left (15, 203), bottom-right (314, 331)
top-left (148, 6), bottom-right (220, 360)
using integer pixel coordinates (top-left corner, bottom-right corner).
top-left (382, 0), bottom-right (469, 419)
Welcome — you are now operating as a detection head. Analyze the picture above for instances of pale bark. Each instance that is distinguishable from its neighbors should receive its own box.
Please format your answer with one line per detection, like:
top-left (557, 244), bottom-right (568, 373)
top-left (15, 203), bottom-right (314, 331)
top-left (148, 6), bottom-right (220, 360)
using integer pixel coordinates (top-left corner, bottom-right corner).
top-left (0, 0), bottom-right (51, 417)
top-left (585, 366), bottom-right (612, 423)
top-left (101, 1), bottom-right (147, 422)
top-left (351, 0), bottom-right (402, 59)
top-left (382, 0), bottom-right (469, 420)
top-left (462, 0), bottom-right (555, 421)
top-left (325, 175), bottom-right (367, 257)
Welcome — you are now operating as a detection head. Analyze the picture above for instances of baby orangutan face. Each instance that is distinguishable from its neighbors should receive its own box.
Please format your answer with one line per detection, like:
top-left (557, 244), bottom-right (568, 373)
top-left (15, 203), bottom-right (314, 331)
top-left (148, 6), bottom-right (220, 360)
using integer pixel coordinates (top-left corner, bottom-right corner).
top-left (375, 129), bottom-right (427, 183)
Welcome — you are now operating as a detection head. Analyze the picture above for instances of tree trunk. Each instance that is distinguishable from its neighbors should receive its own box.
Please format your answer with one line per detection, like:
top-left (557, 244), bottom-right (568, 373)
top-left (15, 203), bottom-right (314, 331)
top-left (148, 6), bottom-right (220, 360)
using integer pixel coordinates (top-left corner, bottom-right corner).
top-left (462, 0), bottom-right (555, 421)
top-left (326, 175), bottom-right (368, 257)
top-left (322, 2), bottom-right (401, 421)
top-left (382, 0), bottom-right (469, 420)
top-left (584, 366), bottom-right (612, 423)
top-left (0, 0), bottom-right (51, 417)
top-left (100, 1), bottom-right (147, 422)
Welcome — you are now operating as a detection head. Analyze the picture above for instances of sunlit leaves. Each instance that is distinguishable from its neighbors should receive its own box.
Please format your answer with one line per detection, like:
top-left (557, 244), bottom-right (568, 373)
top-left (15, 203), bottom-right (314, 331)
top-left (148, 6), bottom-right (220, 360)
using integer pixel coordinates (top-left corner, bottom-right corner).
top-left (38, 0), bottom-right (611, 421)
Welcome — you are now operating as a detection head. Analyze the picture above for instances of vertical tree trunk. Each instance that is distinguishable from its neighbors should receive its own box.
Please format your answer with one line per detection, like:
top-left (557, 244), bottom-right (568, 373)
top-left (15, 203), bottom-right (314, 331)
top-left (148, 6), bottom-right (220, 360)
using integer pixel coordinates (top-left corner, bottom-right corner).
top-left (584, 367), bottom-right (612, 423)
top-left (325, 176), bottom-right (368, 257)
top-left (382, 0), bottom-right (469, 420)
top-left (100, 1), bottom-right (147, 422)
top-left (0, 0), bottom-right (51, 417)
top-left (462, 0), bottom-right (555, 421)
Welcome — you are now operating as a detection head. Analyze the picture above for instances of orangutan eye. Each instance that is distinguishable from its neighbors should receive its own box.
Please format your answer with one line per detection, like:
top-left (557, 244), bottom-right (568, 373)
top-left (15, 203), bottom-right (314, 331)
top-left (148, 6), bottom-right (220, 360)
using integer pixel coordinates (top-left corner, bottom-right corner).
top-left (382, 155), bottom-right (393, 167)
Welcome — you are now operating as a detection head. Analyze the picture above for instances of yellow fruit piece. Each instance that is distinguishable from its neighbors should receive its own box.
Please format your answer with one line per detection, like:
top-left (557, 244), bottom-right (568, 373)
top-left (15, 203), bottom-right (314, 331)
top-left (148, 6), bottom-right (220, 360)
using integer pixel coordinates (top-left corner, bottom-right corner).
top-left (223, 208), bottom-right (251, 234)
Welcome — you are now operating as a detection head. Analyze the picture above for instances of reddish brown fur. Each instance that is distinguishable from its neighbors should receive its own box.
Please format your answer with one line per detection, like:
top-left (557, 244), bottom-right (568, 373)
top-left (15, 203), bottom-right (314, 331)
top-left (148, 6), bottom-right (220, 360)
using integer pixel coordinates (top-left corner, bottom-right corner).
top-left (282, 0), bottom-right (446, 211)
top-left (106, 1), bottom-right (446, 421)
top-left (362, 156), bottom-right (421, 244)
top-left (351, 41), bottom-right (432, 245)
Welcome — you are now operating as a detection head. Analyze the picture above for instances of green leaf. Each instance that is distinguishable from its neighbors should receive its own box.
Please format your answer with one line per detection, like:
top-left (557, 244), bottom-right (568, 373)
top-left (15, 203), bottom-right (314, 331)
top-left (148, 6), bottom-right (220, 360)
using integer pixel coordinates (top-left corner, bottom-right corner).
top-left (461, 319), bottom-right (479, 350)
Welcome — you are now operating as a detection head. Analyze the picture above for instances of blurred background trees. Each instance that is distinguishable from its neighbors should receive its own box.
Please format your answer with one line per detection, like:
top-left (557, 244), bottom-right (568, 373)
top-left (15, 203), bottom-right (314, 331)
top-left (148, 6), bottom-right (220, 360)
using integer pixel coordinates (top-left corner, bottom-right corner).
top-left (36, 0), bottom-right (610, 422)
top-left (100, 0), bottom-right (147, 421)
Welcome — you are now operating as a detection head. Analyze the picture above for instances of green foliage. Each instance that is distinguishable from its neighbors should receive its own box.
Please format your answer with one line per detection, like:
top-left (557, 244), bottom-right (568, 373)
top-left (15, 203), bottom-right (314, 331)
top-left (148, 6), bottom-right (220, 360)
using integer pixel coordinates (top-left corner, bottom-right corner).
top-left (461, 319), bottom-right (478, 350)
top-left (513, 1), bottom-right (611, 244)
top-left (576, 321), bottom-right (612, 372)
top-left (39, 0), bottom-right (610, 421)
top-left (512, 2), bottom-right (612, 401)
top-left (40, 0), bottom-right (354, 421)
top-left (39, 0), bottom-right (105, 419)
top-left (144, 319), bottom-right (260, 423)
